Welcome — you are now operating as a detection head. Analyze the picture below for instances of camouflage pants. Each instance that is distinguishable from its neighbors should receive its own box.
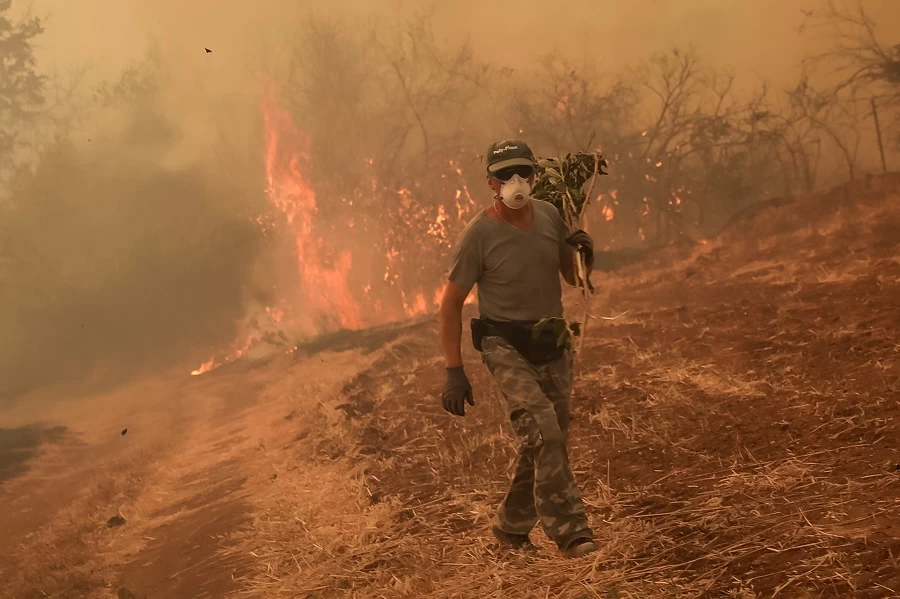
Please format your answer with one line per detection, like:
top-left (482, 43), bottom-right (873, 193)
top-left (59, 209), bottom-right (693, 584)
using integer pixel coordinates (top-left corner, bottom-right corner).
top-left (481, 335), bottom-right (593, 549)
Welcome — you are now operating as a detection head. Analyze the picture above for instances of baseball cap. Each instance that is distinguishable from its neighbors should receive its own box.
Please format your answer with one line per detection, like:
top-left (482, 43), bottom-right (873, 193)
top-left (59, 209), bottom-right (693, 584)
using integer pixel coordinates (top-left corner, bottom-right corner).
top-left (485, 139), bottom-right (535, 174)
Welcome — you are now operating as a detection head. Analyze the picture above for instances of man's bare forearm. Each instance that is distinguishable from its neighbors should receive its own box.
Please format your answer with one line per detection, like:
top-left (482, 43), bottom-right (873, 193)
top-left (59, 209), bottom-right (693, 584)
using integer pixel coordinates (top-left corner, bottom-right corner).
top-left (440, 303), bottom-right (464, 368)
top-left (440, 281), bottom-right (470, 368)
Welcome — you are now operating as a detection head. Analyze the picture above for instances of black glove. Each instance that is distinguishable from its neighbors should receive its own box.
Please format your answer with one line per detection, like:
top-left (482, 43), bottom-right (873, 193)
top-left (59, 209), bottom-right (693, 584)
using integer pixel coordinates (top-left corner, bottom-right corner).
top-left (565, 229), bottom-right (594, 269)
top-left (441, 367), bottom-right (474, 417)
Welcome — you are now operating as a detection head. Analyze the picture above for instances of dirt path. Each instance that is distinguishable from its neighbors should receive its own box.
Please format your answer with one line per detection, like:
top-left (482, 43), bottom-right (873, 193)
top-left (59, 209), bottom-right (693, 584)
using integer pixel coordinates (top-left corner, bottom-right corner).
top-left (0, 336), bottom-right (389, 598)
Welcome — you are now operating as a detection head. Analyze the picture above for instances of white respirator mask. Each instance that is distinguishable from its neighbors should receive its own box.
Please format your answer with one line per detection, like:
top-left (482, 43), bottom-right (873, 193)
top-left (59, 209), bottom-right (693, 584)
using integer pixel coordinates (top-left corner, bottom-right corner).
top-left (498, 174), bottom-right (532, 210)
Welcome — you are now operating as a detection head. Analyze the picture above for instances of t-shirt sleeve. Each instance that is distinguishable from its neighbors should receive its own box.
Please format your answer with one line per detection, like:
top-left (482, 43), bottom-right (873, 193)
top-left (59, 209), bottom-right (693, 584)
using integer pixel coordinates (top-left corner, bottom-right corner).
top-left (447, 229), bottom-right (481, 290)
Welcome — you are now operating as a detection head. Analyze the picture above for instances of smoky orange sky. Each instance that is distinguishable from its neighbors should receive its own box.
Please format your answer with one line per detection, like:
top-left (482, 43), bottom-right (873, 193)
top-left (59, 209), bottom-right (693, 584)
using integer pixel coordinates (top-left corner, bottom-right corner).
top-left (30, 0), bottom-right (900, 89)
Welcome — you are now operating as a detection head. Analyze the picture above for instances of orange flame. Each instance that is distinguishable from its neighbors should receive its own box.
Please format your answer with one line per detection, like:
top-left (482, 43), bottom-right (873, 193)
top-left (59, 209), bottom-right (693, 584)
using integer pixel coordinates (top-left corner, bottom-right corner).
top-left (191, 358), bottom-right (216, 376)
top-left (189, 329), bottom-right (264, 376)
top-left (190, 83), bottom-right (458, 375)
top-left (262, 85), bottom-right (361, 331)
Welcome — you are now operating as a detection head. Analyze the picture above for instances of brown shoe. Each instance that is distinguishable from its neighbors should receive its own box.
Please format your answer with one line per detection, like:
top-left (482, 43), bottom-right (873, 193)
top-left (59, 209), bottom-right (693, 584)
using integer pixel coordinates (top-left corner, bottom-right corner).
top-left (565, 538), bottom-right (597, 558)
top-left (492, 525), bottom-right (535, 549)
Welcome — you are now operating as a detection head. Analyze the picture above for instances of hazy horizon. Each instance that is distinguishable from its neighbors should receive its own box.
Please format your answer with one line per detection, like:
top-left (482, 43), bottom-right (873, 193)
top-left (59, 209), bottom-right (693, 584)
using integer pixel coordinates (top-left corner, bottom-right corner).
top-left (29, 0), bottom-right (900, 90)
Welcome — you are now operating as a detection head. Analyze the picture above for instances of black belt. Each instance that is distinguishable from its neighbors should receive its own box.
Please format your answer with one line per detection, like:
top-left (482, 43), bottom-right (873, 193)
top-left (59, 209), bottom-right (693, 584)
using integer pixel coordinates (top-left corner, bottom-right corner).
top-left (471, 317), bottom-right (566, 365)
top-left (481, 319), bottom-right (538, 338)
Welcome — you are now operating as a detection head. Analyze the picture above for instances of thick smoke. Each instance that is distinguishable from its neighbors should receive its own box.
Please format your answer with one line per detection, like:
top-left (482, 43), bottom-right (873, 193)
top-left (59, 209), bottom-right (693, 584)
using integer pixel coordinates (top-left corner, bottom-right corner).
top-left (2, 0), bottom-right (898, 398)
top-left (1, 46), bottom-right (270, 397)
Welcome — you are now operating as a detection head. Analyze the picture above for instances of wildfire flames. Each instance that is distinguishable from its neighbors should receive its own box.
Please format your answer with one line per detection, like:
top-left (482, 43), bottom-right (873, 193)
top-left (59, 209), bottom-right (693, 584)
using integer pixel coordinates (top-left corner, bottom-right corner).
top-left (262, 86), bottom-right (362, 332)
top-left (190, 333), bottom-right (260, 376)
top-left (190, 84), bottom-right (456, 376)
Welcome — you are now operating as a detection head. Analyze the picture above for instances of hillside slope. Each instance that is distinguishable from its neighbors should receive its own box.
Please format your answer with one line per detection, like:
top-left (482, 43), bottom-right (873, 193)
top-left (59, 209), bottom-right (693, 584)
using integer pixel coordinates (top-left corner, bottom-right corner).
top-left (1, 176), bottom-right (897, 599)
top-left (226, 175), bottom-right (899, 598)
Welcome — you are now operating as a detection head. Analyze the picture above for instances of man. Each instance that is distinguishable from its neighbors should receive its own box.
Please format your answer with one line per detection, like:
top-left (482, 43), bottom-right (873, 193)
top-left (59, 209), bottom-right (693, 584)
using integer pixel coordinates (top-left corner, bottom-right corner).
top-left (439, 139), bottom-right (597, 559)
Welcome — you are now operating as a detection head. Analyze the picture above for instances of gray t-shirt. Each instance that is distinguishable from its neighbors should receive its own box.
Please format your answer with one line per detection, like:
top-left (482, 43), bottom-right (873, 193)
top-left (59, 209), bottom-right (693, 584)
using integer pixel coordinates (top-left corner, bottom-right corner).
top-left (448, 200), bottom-right (568, 322)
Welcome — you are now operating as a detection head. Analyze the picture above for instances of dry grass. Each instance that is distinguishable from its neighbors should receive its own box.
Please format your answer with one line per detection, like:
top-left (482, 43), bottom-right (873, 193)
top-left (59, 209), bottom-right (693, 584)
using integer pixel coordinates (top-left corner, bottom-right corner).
top-left (225, 323), bottom-right (900, 599)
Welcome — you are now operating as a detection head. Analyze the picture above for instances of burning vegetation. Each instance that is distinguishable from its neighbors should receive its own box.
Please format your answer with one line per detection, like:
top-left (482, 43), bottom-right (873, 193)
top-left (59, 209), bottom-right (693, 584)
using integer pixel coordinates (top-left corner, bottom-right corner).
top-left (1, 2), bottom-right (898, 390)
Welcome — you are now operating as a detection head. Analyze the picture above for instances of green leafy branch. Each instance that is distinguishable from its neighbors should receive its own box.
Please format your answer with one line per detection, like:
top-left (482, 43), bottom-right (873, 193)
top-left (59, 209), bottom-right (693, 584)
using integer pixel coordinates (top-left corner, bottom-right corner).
top-left (532, 152), bottom-right (609, 229)
top-left (532, 151), bottom-right (608, 356)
